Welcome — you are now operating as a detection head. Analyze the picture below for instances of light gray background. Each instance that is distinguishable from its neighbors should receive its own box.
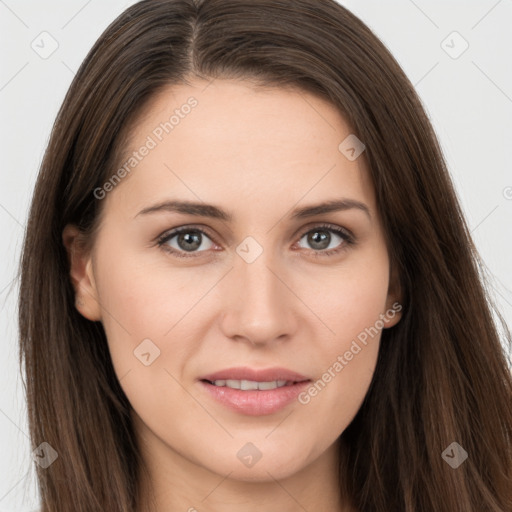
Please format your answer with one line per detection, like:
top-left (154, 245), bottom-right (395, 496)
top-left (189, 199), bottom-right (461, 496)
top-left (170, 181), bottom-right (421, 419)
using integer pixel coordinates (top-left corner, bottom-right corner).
top-left (1, 0), bottom-right (511, 509)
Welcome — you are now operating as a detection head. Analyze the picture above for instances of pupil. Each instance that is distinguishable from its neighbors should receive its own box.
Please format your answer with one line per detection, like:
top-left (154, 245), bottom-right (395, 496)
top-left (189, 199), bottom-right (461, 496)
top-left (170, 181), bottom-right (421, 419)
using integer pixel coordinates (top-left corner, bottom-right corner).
top-left (178, 231), bottom-right (201, 251)
top-left (309, 230), bottom-right (329, 250)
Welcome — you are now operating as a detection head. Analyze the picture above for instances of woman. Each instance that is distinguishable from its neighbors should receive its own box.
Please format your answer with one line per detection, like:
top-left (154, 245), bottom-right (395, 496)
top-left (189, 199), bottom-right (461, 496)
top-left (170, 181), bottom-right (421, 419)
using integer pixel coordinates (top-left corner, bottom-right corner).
top-left (18, 0), bottom-right (512, 511)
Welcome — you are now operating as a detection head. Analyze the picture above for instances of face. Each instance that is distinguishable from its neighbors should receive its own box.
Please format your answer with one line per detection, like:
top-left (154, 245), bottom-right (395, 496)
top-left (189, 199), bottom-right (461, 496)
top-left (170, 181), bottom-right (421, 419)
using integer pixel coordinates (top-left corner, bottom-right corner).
top-left (64, 78), bottom-right (402, 484)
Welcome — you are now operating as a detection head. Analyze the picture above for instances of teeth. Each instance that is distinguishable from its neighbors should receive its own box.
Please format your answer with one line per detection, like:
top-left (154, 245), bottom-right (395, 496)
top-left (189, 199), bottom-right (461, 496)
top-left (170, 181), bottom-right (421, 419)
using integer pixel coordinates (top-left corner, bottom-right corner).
top-left (211, 379), bottom-right (290, 390)
top-left (241, 380), bottom-right (258, 390)
top-left (226, 379), bottom-right (240, 389)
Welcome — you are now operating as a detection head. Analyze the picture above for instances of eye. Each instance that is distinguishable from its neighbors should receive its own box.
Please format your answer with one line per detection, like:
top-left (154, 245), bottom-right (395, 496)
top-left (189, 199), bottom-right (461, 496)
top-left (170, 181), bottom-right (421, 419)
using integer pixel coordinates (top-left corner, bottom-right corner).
top-left (295, 223), bottom-right (354, 257)
top-left (157, 223), bottom-right (355, 259)
top-left (157, 226), bottom-right (217, 258)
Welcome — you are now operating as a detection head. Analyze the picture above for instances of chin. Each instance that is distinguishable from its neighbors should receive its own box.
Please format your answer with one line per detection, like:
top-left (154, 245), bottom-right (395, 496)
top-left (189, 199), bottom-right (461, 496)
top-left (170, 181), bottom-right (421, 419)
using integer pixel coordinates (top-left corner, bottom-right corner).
top-left (207, 450), bottom-right (309, 483)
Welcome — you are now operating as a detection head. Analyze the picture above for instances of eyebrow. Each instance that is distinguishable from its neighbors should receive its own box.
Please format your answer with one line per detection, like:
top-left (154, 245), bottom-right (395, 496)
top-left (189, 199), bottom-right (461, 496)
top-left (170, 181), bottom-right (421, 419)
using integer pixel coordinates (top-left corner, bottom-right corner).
top-left (135, 198), bottom-right (371, 221)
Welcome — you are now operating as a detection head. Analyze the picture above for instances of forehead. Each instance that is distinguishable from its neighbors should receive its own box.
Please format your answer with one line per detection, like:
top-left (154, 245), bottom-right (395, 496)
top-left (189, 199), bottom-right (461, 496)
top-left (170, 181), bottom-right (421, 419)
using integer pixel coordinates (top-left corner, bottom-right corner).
top-left (104, 78), bottom-right (375, 221)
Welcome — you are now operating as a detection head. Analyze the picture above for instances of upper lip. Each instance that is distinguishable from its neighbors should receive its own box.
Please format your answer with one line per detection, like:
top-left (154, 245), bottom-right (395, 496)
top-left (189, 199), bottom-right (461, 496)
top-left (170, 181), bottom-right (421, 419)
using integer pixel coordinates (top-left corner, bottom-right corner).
top-left (200, 366), bottom-right (310, 383)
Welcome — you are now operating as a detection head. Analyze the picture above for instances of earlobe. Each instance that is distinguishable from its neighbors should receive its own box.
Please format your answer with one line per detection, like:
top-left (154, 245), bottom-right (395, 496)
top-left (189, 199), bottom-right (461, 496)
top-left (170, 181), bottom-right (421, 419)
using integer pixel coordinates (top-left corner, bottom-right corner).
top-left (383, 297), bottom-right (403, 328)
top-left (384, 263), bottom-right (404, 328)
top-left (62, 224), bottom-right (102, 322)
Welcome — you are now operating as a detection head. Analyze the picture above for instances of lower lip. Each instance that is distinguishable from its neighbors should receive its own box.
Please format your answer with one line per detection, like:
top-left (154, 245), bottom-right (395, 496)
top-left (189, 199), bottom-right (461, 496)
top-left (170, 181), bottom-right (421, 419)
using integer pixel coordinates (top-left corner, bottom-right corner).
top-left (199, 380), bottom-right (311, 416)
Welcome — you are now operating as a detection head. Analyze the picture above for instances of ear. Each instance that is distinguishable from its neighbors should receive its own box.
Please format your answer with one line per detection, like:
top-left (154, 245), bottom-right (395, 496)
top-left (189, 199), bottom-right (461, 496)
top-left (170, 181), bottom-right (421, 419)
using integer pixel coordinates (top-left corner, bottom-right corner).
top-left (62, 224), bottom-right (102, 321)
top-left (383, 261), bottom-right (403, 328)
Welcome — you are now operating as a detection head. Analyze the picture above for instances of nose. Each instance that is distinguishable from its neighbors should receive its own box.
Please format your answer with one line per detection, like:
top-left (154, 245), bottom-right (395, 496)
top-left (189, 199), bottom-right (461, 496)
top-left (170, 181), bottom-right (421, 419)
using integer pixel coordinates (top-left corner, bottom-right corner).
top-left (219, 247), bottom-right (298, 347)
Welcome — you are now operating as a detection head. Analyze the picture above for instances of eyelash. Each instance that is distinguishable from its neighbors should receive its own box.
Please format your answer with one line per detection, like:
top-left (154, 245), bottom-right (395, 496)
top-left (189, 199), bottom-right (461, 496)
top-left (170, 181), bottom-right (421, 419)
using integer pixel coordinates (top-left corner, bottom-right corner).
top-left (156, 223), bottom-right (355, 259)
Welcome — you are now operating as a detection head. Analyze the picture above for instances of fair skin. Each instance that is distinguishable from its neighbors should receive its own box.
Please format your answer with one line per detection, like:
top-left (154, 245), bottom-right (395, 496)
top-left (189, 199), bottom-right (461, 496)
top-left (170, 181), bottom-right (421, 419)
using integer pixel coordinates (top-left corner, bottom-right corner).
top-left (63, 78), bottom-right (402, 512)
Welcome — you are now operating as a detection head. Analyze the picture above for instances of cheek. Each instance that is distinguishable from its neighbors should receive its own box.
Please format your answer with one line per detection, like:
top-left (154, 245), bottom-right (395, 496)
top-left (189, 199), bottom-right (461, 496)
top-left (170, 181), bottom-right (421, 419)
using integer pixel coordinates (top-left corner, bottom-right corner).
top-left (308, 249), bottom-right (390, 346)
top-left (92, 244), bottom-right (221, 389)
top-left (294, 256), bottom-right (389, 429)
top-left (295, 302), bottom-right (383, 443)
top-left (91, 246), bottom-right (165, 374)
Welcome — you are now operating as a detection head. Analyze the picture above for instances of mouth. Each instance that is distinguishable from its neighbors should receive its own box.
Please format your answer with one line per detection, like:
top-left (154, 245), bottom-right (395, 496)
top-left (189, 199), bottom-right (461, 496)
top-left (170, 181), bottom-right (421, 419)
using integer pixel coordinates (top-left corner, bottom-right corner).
top-left (198, 367), bottom-right (311, 416)
top-left (199, 366), bottom-right (310, 385)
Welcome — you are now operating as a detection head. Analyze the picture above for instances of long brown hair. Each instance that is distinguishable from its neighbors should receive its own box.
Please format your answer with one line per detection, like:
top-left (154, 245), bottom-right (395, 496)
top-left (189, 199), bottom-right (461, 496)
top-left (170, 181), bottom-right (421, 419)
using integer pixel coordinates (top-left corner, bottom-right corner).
top-left (19, 1), bottom-right (512, 510)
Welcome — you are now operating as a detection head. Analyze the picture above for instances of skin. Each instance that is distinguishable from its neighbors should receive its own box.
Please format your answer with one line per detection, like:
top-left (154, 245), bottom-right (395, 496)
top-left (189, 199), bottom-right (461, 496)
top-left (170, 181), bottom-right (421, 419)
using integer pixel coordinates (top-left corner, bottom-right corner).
top-left (63, 78), bottom-right (402, 512)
